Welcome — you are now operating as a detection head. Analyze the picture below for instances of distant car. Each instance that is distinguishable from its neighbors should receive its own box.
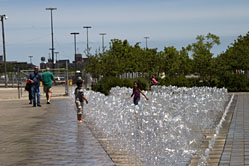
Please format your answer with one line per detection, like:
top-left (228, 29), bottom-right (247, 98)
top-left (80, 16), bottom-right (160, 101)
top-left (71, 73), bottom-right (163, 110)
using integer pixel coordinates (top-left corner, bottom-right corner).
top-left (54, 76), bottom-right (65, 85)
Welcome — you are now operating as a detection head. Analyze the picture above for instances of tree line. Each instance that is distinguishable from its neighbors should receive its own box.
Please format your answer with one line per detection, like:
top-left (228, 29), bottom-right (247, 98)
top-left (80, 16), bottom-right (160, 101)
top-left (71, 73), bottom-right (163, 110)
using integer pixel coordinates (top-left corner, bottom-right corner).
top-left (85, 32), bottom-right (249, 93)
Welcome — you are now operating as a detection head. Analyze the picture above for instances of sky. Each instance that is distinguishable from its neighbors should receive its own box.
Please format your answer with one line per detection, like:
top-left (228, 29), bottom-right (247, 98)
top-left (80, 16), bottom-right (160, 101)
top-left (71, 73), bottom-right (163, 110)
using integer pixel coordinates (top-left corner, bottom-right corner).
top-left (0, 0), bottom-right (249, 65)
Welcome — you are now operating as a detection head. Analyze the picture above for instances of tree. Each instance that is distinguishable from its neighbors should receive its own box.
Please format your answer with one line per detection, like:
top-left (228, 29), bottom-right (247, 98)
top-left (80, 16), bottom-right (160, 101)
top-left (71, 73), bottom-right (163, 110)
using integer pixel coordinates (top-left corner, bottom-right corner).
top-left (218, 32), bottom-right (249, 72)
top-left (85, 54), bottom-right (102, 79)
top-left (161, 46), bottom-right (181, 78)
top-left (187, 33), bottom-right (220, 83)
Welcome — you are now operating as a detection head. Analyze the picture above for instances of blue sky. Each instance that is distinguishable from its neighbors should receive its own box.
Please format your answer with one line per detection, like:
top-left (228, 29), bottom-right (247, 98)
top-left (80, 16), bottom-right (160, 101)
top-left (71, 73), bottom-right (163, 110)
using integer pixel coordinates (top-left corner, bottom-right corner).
top-left (0, 0), bottom-right (249, 65)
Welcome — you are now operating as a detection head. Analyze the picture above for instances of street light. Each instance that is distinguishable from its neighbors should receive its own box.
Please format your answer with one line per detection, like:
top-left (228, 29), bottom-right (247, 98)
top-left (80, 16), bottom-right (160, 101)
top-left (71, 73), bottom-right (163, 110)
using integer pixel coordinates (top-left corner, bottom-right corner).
top-left (55, 51), bottom-right (59, 68)
top-left (70, 32), bottom-right (80, 56)
top-left (28, 56), bottom-right (33, 64)
top-left (83, 26), bottom-right (92, 55)
top-left (1, 14), bottom-right (8, 88)
top-left (99, 33), bottom-right (106, 53)
top-left (70, 32), bottom-right (79, 70)
top-left (55, 51), bottom-right (59, 63)
top-left (46, 8), bottom-right (57, 69)
top-left (144, 36), bottom-right (150, 50)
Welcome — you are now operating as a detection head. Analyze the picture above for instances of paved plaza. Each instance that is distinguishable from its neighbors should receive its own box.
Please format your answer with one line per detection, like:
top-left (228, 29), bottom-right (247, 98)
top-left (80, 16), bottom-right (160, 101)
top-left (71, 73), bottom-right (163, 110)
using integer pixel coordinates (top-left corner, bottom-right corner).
top-left (0, 94), bottom-right (115, 166)
top-left (0, 86), bottom-right (67, 101)
top-left (1, 88), bottom-right (249, 166)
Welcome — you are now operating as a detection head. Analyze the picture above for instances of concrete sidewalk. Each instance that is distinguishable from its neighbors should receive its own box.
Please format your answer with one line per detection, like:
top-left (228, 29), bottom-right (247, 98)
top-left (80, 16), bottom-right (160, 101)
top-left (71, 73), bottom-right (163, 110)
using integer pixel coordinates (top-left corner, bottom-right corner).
top-left (0, 98), bottom-right (115, 166)
top-left (0, 86), bottom-right (67, 101)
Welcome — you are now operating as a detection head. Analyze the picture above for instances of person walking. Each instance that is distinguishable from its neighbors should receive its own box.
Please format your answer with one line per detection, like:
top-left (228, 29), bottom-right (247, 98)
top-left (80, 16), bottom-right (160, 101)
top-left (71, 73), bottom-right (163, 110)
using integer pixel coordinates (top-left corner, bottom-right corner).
top-left (28, 66), bottom-right (42, 107)
top-left (42, 67), bottom-right (56, 104)
top-left (130, 81), bottom-right (148, 105)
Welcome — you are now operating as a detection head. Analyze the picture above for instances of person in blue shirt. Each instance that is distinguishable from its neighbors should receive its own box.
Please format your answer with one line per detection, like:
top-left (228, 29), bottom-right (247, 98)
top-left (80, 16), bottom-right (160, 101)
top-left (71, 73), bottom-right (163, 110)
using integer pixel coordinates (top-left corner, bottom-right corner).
top-left (28, 66), bottom-right (42, 107)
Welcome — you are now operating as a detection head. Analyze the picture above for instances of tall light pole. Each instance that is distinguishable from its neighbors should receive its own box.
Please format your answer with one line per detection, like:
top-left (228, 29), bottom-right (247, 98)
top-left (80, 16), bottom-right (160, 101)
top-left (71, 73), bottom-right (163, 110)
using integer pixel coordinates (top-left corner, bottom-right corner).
top-left (46, 8), bottom-right (57, 69)
top-left (70, 32), bottom-right (79, 70)
top-left (144, 36), bottom-right (150, 50)
top-left (83, 26), bottom-right (92, 55)
top-left (70, 32), bottom-right (80, 57)
top-left (1, 14), bottom-right (8, 88)
top-left (55, 51), bottom-right (59, 68)
top-left (99, 33), bottom-right (106, 53)
top-left (28, 56), bottom-right (33, 64)
top-left (55, 51), bottom-right (59, 63)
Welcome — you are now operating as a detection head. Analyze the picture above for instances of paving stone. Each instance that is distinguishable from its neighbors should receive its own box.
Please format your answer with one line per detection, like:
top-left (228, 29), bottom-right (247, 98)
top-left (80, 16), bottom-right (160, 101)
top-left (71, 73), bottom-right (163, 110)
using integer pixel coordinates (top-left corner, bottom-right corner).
top-left (216, 94), bottom-right (249, 165)
top-left (0, 99), bottom-right (115, 166)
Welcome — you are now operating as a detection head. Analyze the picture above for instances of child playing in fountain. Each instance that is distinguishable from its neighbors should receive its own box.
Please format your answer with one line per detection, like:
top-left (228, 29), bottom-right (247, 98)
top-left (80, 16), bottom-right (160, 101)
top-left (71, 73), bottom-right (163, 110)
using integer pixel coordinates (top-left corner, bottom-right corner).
top-left (130, 81), bottom-right (149, 105)
top-left (74, 80), bottom-right (88, 122)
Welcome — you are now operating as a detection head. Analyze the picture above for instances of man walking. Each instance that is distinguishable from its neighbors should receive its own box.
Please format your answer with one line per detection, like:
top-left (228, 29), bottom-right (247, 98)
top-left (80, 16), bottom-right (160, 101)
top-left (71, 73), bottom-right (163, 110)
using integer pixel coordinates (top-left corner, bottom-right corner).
top-left (42, 67), bottom-right (56, 104)
top-left (28, 66), bottom-right (42, 107)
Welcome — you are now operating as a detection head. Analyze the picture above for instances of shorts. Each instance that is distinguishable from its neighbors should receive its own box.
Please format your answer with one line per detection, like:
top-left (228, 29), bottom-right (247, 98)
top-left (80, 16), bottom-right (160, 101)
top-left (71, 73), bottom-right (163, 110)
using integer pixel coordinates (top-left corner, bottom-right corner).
top-left (75, 101), bottom-right (83, 115)
top-left (43, 86), bottom-right (52, 93)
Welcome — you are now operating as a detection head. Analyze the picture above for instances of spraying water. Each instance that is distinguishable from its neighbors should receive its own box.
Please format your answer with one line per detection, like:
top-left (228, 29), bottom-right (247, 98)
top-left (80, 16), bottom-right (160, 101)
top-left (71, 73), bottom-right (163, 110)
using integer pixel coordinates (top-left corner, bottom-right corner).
top-left (69, 85), bottom-right (229, 166)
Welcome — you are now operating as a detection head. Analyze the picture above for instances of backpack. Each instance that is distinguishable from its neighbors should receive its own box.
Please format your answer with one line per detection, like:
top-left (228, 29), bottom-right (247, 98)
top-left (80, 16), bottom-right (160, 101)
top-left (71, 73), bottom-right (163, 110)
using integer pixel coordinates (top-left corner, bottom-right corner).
top-left (25, 79), bottom-right (31, 91)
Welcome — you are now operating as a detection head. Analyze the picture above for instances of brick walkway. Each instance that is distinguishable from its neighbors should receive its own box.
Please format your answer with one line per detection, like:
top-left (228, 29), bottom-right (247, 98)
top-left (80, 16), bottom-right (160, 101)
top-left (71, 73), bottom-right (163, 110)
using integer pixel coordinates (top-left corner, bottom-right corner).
top-left (0, 98), bottom-right (115, 166)
top-left (219, 94), bottom-right (249, 165)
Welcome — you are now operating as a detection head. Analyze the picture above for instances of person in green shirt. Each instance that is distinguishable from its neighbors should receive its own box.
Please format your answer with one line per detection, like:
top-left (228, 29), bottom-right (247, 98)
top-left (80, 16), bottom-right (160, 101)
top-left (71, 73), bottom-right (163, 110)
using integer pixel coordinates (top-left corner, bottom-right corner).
top-left (42, 67), bottom-right (56, 104)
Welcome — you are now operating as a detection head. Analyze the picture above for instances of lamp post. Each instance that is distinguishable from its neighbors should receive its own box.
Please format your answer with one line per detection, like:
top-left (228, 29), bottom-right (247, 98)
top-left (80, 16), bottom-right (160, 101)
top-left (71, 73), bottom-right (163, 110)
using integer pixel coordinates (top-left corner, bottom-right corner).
top-left (99, 33), bottom-right (106, 53)
top-left (144, 36), bottom-right (150, 50)
top-left (1, 14), bottom-right (8, 88)
top-left (70, 32), bottom-right (80, 57)
top-left (46, 8), bottom-right (57, 69)
top-left (70, 32), bottom-right (79, 70)
top-left (55, 51), bottom-right (59, 68)
top-left (28, 56), bottom-right (33, 64)
top-left (83, 26), bottom-right (92, 55)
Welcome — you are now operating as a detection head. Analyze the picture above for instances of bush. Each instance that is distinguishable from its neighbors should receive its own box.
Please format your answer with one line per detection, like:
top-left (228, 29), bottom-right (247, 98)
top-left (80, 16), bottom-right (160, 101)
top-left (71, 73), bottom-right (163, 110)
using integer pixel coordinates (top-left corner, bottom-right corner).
top-left (92, 76), bottom-right (122, 95)
top-left (92, 73), bottom-right (249, 95)
top-left (217, 73), bottom-right (249, 92)
top-left (171, 75), bottom-right (191, 87)
top-left (159, 75), bottom-right (222, 88)
top-left (92, 77), bottom-right (150, 95)
top-left (159, 75), bottom-right (198, 88)
top-left (121, 78), bottom-right (133, 88)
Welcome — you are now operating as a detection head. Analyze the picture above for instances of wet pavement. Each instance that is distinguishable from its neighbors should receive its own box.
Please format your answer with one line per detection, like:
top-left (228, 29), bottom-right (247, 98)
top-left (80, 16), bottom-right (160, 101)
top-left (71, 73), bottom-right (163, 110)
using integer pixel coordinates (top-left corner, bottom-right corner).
top-left (0, 98), bottom-right (115, 166)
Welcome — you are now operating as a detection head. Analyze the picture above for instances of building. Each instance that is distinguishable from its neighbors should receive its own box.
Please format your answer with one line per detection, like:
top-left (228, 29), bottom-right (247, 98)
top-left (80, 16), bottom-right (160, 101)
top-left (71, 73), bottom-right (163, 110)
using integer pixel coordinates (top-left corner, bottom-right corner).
top-left (73, 54), bottom-right (84, 69)
top-left (40, 53), bottom-right (88, 70)
top-left (56, 59), bottom-right (70, 68)
top-left (0, 60), bottom-right (34, 72)
top-left (75, 54), bottom-right (82, 62)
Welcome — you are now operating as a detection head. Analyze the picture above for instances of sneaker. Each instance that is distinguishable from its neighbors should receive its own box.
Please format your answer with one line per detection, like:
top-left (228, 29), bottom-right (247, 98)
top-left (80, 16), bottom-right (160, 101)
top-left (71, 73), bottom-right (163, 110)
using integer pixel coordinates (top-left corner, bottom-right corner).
top-left (33, 104), bottom-right (36, 107)
top-left (37, 104), bottom-right (42, 107)
top-left (29, 101), bottom-right (32, 104)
